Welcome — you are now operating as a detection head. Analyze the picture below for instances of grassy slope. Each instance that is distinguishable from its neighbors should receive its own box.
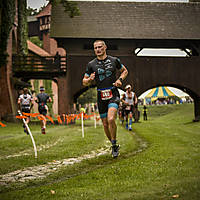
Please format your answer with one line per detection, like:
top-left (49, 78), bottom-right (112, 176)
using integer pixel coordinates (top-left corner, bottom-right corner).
top-left (0, 104), bottom-right (200, 200)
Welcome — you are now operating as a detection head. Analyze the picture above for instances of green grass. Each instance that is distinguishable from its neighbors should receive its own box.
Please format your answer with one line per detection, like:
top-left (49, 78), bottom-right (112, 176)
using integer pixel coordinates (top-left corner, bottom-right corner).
top-left (0, 104), bottom-right (200, 200)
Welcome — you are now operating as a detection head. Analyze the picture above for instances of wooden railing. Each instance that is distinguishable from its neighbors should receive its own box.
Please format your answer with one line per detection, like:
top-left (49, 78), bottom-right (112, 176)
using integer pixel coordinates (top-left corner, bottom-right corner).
top-left (12, 54), bottom-right (66, 80)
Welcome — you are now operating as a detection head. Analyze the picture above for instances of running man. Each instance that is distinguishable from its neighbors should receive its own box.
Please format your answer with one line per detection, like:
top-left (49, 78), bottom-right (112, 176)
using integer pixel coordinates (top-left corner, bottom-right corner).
top-left (35, 86), bottom-right (52, 134)
top-left (121, 84), bottom-right (138, 131)
top-left (82, 40), bottom-right (128, 158)
top-left (18, 88), bottom-right (34, 134)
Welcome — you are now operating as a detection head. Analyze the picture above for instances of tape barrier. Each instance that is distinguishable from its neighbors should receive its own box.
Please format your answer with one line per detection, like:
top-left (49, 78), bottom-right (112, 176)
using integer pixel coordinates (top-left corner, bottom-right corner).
top-left (1, 112), bottom-right (99, 127)
top-left (0, 122), bottom-right (6, 127)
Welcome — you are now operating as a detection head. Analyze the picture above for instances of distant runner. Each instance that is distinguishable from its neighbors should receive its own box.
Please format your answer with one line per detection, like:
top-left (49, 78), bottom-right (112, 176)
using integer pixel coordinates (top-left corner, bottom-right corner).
top-left (121, 84), bottom-right (138, 131)
top-left (35, 86), bottom-right (52, 134)
top-left (82, 40), bottom-right (128, 158)
top-left (18, 88), bottom-right (34, 134)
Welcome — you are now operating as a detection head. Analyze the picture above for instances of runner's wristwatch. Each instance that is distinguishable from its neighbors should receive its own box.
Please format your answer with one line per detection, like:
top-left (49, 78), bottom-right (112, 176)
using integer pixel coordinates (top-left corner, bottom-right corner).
top-left (119, 78), bottom-right (123, 82)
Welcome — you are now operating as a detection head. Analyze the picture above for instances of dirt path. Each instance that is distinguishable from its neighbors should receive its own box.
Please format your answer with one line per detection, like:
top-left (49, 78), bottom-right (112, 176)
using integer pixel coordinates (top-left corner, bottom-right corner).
top-left (0, 131), bottom-right (148, 187)
top-left (0, 145), bottom-right (110, 186)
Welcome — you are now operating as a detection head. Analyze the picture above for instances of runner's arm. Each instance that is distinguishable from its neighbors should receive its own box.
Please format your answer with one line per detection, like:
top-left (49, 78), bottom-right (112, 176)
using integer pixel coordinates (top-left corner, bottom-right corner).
top-left (30, 98), bottom-right (34, 110)
top-left (82, 72), bottom-right (95, 86)
top-left (119, 65), bottom-right (128, 81)
top-left (121, 94), bottom-right (126, 104)
top-left (34, 96), bottom-right (39, 104)
top-left (121, 93), bottom-right (129, 105)
top-left (17, 97), bottom-right (21, 110)
top-left (113, 65), bottom-right (128, 87)
top-left (134, 93), bottom-right (138, 105)
top-left (48, 96), bottom-right (52, 103)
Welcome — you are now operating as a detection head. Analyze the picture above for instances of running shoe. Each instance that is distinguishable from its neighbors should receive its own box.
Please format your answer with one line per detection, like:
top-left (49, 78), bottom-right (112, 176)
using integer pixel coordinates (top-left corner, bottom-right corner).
top-left (128, 127), bottom-right (132, 131)
top-left (41, 128), bottom-right (46, 134)
top-left (111, 144), bottom-right (120, 158)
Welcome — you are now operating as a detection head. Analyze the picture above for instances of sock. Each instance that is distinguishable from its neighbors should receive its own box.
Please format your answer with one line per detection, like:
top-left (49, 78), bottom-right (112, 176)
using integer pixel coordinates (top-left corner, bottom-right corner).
top-left (129, 118), bottom-right (132, 126)
top-left (111, 140), bottom-right (116, 146)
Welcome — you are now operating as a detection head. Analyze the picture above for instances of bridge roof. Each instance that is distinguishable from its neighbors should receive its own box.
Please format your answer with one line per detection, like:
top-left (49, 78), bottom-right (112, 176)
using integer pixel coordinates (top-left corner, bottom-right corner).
top-left (51, 1), bottom-right (200, 40)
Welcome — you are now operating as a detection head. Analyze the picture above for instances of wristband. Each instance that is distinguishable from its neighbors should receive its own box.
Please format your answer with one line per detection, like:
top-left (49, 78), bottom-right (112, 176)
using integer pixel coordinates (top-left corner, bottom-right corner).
top-left (119, 78), bottom-right (123, 82)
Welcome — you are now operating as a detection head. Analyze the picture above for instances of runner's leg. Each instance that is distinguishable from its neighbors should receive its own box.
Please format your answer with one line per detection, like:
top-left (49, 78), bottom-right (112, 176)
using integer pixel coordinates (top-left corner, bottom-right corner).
top-left (107, 107), bottom-right (118, 142)
top-left (125, 113), bottom-right (128, 129)
top-left (108, 107), bottom-right (120, 158)
top-left (129, 112), bottom-right (133, 130)
top-left (101, 117), bottom-right (111, 141)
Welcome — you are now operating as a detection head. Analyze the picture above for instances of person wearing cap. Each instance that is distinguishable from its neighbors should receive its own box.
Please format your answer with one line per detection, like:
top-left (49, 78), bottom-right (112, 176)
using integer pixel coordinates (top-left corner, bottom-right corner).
top-left (35, 86), bottom-right (52, 134)
top-left (18, 88), bottom-right (34, 134)
top-left (121, 84), bottom-right (138, 131)
top-left (82, 40), bottom-right (128, 158)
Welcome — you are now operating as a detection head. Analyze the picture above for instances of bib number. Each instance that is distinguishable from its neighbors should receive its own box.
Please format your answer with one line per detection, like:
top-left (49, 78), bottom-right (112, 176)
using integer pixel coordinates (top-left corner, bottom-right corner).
top-left (125, 105), bottom-right (131, 110)
top-left (101, 89), bottom-right (113, 100)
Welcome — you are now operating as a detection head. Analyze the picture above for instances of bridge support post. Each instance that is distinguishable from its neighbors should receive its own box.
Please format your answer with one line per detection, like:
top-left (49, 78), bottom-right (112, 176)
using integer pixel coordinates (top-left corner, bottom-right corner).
top-left (58, 77), bottom-right (74, 115)
top-left (193, 96), bottom-right (200, 122)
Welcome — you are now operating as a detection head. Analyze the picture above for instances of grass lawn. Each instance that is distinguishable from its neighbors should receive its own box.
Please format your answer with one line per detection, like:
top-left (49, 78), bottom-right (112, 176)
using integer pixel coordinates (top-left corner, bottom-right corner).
top-left (0, 103), bottom-right (200, 200)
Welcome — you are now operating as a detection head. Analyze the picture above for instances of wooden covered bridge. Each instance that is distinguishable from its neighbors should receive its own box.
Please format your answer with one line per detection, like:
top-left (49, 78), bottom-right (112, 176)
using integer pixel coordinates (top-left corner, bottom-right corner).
top-left (49, 1), bottom-right (200, 121)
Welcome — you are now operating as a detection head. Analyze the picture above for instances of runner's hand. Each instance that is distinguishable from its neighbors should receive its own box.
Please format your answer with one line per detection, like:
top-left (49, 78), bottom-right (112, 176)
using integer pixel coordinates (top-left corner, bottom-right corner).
top-left (113, 79), bottom-right (122, 87)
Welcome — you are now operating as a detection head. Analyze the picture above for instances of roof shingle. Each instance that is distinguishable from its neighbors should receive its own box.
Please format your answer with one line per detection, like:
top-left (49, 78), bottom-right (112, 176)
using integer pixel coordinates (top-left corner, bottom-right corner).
top-left (51, 1), bottom-right (200, 39)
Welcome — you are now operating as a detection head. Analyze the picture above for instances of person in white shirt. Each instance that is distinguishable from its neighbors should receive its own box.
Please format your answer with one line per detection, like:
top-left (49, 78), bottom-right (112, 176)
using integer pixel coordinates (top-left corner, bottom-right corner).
top-left (121, 84), bottom-right (138, 131)
top-left (18, 88), bottom-right (34, 134)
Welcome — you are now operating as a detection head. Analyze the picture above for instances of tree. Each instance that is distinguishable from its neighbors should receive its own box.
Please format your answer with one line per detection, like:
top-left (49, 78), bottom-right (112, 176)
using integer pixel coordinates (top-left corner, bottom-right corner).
top-left (0, 0), bottom-right (15, 66)
top-left (77, 88), bottom-right (97, 106)
top-left (18, 0), bottom-right (28, 55)
top-left (26, 7), bottom-right (38, 16)
top-left (50, 0), bottom-right (80, 18)
top-left (29, 36), bottom-right (43, 48)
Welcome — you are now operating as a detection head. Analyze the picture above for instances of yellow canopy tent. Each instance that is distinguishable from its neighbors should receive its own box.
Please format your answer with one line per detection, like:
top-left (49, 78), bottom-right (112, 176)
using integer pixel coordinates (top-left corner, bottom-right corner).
top-left (146, 86), bottom-right (176, 98)
top-left (144, 86), bottom-right (176, 104)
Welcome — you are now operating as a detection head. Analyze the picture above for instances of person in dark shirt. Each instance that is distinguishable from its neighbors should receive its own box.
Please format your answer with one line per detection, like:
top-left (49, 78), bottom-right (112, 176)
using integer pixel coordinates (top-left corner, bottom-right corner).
top-left (82, 40), bottom-right (128, 158)
top-left (35, 86), bottom-right (52, 134)
top-left (143, 105), bottom-right (148, 121)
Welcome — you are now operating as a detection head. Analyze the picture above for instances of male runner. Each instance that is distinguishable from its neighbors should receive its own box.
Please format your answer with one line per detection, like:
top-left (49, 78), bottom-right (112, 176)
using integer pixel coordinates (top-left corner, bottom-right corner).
top-left (82, 40), bottom-right (128, 158)
top-left (35, 86), bottom-right (52, 134)
top-left (18, 88), bottom-right (34, 134)
top-left (121, 84), bottom-right (138, 131)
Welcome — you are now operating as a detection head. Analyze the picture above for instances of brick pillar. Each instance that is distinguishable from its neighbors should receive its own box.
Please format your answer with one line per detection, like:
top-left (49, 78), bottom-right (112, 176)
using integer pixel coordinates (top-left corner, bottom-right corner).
top-left (0, 32), bottom-right (17, 121)
top-left (0, 66), bottom-right (12, 120)
top-left (42, 32), bottom-right (51, 54)
top-left (52, 81), bottom-right (58, 114)
top-left (42, 32), bottom-right (58, 55)
top-left (58, 77), bottom-right (73, 114)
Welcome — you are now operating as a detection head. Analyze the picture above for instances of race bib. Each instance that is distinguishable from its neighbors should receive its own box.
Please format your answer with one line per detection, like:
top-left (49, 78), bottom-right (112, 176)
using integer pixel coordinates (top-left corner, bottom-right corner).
top-left (125, 105), bottom-right (131, 110)
top-left (101, 89), bottom-right (113, 100)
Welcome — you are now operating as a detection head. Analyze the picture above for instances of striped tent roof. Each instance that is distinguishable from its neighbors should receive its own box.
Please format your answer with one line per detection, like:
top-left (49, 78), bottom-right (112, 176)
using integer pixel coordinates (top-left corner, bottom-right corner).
top-left (145, 86), bottom-right (176, 98)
